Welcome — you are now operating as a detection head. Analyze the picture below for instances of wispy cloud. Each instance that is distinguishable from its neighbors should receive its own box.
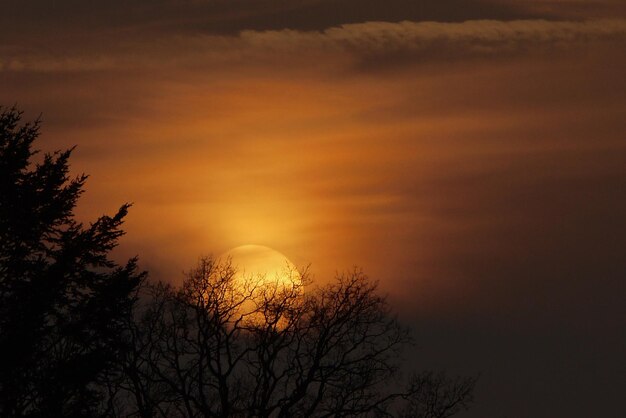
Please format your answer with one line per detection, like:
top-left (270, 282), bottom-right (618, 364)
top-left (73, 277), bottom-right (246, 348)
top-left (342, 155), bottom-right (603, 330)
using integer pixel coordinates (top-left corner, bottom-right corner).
top-left (2, 19), bottom-right (625, 73)
top-left (240, 19), bottom-right (626, 54)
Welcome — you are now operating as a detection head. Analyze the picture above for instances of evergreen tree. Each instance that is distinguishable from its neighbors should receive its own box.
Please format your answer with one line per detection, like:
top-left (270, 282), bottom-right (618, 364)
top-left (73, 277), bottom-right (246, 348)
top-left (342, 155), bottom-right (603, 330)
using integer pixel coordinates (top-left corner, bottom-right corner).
top-left (0, 107), bottom-right (145, 416)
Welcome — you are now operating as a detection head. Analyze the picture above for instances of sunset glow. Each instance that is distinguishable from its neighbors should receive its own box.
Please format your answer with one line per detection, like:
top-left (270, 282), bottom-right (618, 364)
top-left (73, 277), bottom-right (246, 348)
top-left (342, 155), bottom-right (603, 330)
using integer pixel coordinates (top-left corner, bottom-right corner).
top-left (222, 244), bottom-right (302, 293)
top-left (2, 1), bottom-right (624, 416)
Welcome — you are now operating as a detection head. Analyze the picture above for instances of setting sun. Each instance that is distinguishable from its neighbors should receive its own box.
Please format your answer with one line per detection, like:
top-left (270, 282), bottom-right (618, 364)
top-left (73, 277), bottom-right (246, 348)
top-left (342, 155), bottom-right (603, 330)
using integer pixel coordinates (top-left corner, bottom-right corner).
top-left (218, 245), bottom-right (303, 327)
top-left (221, 244), bottom-right (301, 289)
top-left (220, 244), bottom-right (303, 309)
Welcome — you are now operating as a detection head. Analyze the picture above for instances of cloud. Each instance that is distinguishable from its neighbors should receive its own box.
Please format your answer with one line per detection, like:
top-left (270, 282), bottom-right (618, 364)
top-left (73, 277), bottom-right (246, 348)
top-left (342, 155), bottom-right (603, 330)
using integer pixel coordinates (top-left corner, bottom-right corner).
top-left (0, 0), bottom-right (545, 38)
top-left (2, 19), bottom-right (625, 73)
top-left (492, 0), bottom-right (626, 19)
top-left (239, 19), bottom-right (626, 55)
top-left (0, 56), bottom-right (116, 73)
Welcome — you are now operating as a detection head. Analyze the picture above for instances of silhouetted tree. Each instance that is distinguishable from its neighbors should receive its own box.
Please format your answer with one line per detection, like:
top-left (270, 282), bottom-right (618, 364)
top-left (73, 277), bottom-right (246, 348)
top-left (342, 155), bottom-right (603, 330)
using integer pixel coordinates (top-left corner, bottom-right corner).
top-left (0, 107), bottom-right (145, 416)
top-left (400, 372), bottom-right (476, 418)
top-left (111, 257), bottom-right (476, 418)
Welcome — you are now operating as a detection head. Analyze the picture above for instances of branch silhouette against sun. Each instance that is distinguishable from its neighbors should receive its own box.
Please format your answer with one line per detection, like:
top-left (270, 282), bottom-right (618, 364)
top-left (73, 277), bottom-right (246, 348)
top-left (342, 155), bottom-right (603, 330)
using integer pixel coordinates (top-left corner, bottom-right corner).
top-left (110, 256), bottom-right (476, 418)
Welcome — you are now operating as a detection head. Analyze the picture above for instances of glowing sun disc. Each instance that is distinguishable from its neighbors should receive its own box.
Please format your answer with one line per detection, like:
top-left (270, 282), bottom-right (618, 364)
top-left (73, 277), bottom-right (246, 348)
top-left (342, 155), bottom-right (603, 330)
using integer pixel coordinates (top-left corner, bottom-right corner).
top-left (221, 244), bottom-right (302, 291)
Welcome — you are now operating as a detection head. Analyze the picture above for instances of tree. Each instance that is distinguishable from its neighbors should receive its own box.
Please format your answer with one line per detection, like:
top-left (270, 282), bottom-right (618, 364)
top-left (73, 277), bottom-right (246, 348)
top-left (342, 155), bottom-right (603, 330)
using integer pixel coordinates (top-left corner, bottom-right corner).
top-left (400, 372), bottom-right (476, 418)
top-left (111, 257), bottom-right (476, 417)
top-left (0, 107), bottom-right (146, 416)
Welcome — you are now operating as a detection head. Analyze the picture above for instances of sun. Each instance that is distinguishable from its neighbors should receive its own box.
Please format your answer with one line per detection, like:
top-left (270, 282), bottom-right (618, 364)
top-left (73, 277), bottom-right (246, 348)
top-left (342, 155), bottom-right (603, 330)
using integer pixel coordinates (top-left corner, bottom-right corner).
top-left (221, 244), bottom-right (302, 296)
top-left (223, 244), bottom-right (300, 283)
top-left (219, 245), bottom-right (303, 327)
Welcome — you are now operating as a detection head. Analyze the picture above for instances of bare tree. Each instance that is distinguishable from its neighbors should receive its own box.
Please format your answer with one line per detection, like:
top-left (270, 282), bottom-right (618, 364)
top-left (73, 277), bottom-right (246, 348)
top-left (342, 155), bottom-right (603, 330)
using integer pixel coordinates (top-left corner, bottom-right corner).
top-left (400, 372), bottom-right (477, 418)
top-left (111, 257), bottom-right (475, 417)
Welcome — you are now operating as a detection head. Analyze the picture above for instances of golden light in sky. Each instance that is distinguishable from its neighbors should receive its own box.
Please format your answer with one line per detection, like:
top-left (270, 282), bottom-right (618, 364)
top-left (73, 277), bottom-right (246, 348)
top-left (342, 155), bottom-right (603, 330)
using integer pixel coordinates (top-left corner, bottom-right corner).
top-left (221, 244), bottom-right (302, 294)
top-left (219, 245), bottom-right (303, 327)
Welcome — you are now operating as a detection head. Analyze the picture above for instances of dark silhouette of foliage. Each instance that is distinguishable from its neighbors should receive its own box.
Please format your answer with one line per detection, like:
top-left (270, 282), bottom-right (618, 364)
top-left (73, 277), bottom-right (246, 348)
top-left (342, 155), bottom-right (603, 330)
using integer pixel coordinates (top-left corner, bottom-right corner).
top-left (109, 258), bottom-right (476, 418)
top-left (0, 107), bottom-right (146, 416)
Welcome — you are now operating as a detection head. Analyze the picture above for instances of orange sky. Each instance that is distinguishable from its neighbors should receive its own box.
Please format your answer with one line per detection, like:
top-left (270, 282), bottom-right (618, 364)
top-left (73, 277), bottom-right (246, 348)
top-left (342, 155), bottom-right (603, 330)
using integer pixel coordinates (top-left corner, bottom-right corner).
top-left (2, 5), bottom-right (625, 416)
top-left (7, 23), bottom-right (623, 307)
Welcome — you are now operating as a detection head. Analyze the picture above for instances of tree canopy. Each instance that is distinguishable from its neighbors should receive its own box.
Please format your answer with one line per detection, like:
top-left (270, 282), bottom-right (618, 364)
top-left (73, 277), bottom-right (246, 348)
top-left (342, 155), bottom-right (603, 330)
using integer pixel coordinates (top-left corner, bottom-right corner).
top-left (110, 259), bottom-right (410, 417)
top-left (107, 258), bottom-right (476, 418)
top-left (0, 107), bottom-right (145, 416)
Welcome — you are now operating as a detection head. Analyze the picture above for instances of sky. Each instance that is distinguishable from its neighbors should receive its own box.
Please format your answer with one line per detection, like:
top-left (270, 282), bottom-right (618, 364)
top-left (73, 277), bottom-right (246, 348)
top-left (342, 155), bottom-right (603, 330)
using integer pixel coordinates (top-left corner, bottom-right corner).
top-left (2, 1), bottom-right (625, 416)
